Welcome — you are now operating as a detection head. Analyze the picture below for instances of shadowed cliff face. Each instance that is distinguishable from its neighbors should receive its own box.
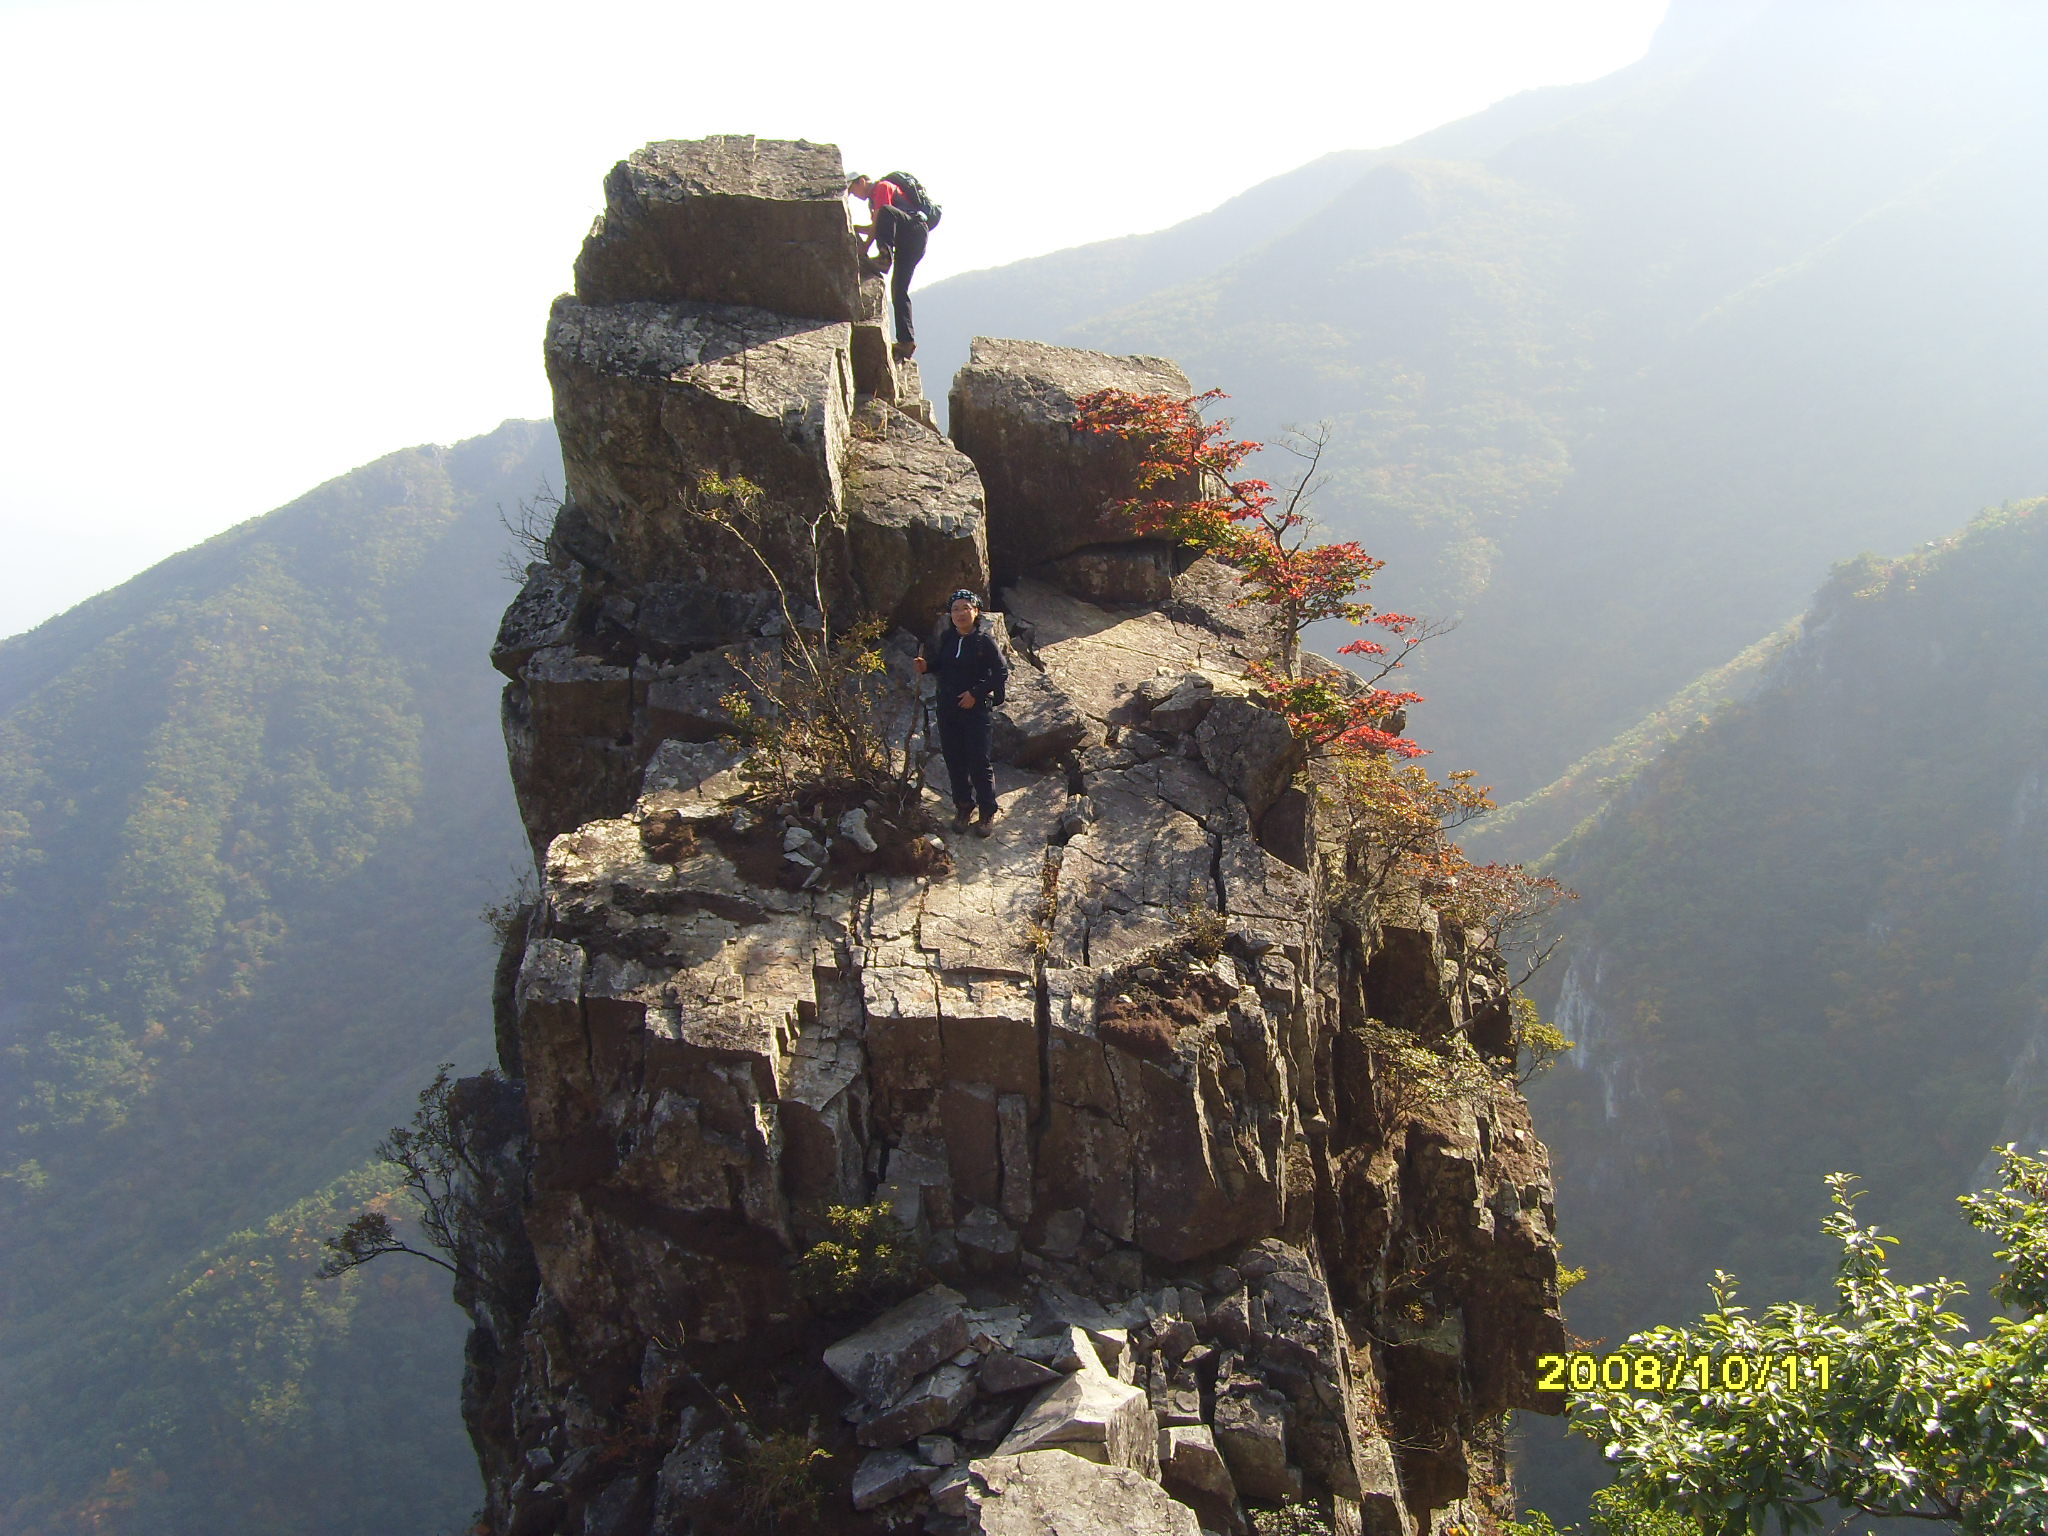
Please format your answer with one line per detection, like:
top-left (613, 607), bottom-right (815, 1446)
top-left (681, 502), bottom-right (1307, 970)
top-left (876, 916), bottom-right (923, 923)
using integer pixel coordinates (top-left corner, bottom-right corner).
top-left (459, 135), bottom-right (1562, 1536)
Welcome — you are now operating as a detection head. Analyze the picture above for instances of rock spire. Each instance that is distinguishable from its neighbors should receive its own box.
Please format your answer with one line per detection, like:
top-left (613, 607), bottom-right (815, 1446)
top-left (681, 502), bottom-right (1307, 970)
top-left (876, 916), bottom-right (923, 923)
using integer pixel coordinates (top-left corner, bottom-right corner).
top-left (460, 135), bottom-right (1564, 1536)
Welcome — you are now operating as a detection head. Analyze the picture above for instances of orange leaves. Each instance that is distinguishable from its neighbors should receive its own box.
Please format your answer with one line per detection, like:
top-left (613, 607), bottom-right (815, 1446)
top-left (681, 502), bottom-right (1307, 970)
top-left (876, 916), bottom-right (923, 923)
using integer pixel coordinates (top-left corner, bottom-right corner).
top-left (1073, 387), bottom-right (1289, 578)
top-left (1073, 386), bottom-right (1401, 653)
top-left (1076, 386), bottom-right (1436, 760)
top-left (1072, 386), bottom-right (1254, 493)
top-left (1246, 658), bottom-right (1424, 759)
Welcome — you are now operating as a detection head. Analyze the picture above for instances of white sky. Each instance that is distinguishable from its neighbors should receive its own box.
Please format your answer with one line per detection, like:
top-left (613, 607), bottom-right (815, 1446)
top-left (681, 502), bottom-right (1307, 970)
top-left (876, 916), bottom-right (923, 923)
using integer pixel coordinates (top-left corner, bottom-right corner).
top-left (0, 0), bottom-right (1668, 639)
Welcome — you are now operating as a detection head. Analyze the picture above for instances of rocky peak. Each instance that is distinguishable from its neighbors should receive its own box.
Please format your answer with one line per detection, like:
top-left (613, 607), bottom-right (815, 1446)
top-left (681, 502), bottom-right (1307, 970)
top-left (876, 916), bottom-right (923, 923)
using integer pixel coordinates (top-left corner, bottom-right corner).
top-left (497, 138), bottom-right (976, 851)
top-left (574, 135), bottom-right (866, 317)
top-left (462, 135), bottom-right (1563, 1536)
top-left (950, 337), bottom-right (1192, 596)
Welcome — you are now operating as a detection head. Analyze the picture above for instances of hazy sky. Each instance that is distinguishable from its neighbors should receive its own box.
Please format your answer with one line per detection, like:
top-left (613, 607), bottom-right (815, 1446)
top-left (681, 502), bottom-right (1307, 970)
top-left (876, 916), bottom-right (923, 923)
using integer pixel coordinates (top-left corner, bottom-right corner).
top-left (0, 0), bottom-right (1669, 639)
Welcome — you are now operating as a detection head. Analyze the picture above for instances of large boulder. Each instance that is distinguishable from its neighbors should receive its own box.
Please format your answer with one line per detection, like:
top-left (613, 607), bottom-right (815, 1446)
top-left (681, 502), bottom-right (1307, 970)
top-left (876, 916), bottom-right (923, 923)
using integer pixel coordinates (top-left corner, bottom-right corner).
top-left (493, 562), bottom-right (590, 677)
top-left (573, 136), bottom-right (863, 319)
top-left (824, 1286), bottom-right (972, 1405)
top-left (992, 660), bottom-right (1093, 769)
top-left (1196, 695), bottom-right (1304, 823)
top-left (948, 337), bottom-right (1190, 585)
top-left (1160, 1424), bottom-right (1236, 1502)
top-left (994, 1345), bottom-right (1159, 1476)
top-left (982, 613), bottom-right (1093, 768)
top-left (944, 1452), bottom-right (1200, 1536)
top-left (851, 1448), bottom-right (940, 1511)
top-left (544, 295), bottom-right (851, 596)
top-left (842, 403), bottom-right (990, 632)
top-left (1213, 1383), bottom-right (1299, 1502)
top-left (855, 1362), bottom-right (978, 1448)
top-left (1143, 669), bottom-right (1251, 734)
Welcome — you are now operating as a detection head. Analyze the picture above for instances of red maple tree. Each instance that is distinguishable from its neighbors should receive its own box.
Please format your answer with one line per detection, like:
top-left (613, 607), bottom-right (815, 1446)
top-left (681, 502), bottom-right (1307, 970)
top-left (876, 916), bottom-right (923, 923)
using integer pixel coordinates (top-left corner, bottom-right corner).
top-left (1073, 389), bottom-right (1578, 1055)
top-left (1072, 387), bottom-right (1431, 757)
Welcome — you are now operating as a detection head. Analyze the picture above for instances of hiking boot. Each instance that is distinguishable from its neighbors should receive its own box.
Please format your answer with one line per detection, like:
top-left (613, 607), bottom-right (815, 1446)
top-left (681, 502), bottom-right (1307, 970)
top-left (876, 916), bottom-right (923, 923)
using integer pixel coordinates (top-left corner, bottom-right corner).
top-left (972, 807), bottom-right (996, 838)
top-left (951, 805), bottom-right (974, 832)
top-left (893, 340), bottom-right (917, 362)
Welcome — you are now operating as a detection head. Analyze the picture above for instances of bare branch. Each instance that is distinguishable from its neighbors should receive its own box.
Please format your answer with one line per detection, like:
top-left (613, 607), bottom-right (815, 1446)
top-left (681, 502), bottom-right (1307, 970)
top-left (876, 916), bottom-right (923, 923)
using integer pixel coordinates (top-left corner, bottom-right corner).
top-left (1269, 422), bottom-right (1332, 535)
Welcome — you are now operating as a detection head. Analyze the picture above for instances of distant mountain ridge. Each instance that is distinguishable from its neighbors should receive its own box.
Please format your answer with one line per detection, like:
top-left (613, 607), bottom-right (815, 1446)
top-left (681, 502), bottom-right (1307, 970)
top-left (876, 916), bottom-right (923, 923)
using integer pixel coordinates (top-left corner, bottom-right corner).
top-left (0, 420), bottom-right (553, 1534)
top-left (1542, 498), bottom-right (2048, 1312)
top-left (917, 0), bottom-right (2048, 798)
top-left (1511, 497), bottom-right (2048, 1512)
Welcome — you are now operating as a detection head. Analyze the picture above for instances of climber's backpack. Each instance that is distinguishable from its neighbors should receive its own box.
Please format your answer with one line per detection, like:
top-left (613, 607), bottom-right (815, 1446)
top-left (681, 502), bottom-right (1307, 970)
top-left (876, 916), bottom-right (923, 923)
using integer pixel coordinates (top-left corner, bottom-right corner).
top-left (882, 171), bottom-right (942, 230)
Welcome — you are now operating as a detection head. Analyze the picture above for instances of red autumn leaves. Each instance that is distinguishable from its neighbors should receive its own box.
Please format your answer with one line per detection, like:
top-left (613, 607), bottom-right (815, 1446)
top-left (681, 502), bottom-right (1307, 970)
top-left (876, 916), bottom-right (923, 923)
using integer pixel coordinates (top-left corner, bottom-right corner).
top-left (1072, 387), bottom-right (1424, 758)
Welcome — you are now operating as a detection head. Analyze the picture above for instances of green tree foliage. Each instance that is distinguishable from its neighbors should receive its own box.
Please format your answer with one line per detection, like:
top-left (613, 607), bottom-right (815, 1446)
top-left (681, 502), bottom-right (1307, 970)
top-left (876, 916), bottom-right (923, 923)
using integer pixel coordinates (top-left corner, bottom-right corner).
top-left (1532, 502), bottom-right (2048, 1361)
top-left (1569, 1150), bottom-right (2048, 1533)
top-left (0, 422), bottom-right (551, 1533)
top-left (1507, 1487), bottom-right (1704, 1536)
top-left (791, 1202), bottom-right (920, 1315)
top-left (1514, 503), bottom-right (2048, 1520)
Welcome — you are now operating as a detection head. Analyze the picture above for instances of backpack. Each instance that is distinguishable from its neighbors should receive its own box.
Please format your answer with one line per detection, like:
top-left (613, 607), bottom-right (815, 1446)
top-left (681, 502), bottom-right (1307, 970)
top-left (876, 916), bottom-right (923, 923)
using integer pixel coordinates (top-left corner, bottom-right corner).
top-left (882, 171), bottom-right (942, 230)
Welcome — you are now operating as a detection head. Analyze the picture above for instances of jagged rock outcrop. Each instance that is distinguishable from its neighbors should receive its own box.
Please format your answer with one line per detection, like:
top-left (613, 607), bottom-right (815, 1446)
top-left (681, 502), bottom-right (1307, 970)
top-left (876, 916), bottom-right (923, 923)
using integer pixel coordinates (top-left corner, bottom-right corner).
top-left (493, 138), bottom-right (971, 852)
top-left (459, 136), bottom-right (1563, 1536)
top-left (950, 337), bottom-right (1191, 593)
top-left (574, 135), bottom-right (864, 318)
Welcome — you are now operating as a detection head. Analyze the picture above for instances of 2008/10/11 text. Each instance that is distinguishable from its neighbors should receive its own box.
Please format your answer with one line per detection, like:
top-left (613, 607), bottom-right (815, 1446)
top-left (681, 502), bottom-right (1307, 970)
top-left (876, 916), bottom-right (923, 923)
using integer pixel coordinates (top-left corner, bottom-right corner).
top-left (1535, 1351), bottom-right (1836, 1394)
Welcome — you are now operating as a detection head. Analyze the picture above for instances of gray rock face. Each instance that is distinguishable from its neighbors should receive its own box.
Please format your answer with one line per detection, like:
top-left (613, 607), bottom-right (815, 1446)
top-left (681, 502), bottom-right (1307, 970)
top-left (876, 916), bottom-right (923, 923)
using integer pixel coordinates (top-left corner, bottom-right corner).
top-left (493, 562), bottom-right (589, 677)
top-left (851, 273), bottom-right (899, 399)
top-left (992, 660), bottom-right (1094, 769)
top-left (574, 136), bottom-right (863, 319)
top-left (843, 402), bottom-right (990, 632)
top-left (1028, 542), bottom-right (1179, 606)
top-left (949, 336), bottom-right (1191, 584)
top-left (978, 1353), bottom-right (1060, 1395)
top-left (545, 295), bottom-right (851, 593)
top-left (1197, 694), bottom-right (1306, 823)
top-left (468, 154), bottom-right (1565, 1536)
top-left (1213, 1384), bottom-right (1297, 1501)
top-left (994, 1350), bottom-right (1159, 1476)
top-left (851, 1447), bottom-right (939, 1510)
top-left (955, 1452), bottom-right (1202, 1536)
top-left (824, 1286), bottom-right (972, 1404)
top-left (503, 138), bottom-right (960, 849)
top-left (1145, 669), bottom-right (1248, 734)
top-left (500, 676), bottom-right (645, 853)
top-left (856, 1362), bottom-right (977, 1447)
top-left (1160, 1423), bottom-right (1236, 1500)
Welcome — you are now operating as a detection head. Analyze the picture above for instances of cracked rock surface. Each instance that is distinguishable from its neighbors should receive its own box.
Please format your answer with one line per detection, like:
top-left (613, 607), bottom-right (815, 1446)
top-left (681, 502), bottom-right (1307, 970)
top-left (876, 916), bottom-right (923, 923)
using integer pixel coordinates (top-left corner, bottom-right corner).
top-left (456, 135), bottom-right (1564, 1536)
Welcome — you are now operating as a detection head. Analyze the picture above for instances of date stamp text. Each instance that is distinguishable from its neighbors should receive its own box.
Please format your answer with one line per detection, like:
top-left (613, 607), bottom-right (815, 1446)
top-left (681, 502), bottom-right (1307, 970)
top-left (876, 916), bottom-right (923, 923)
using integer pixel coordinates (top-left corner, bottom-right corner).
top-left (1535, 1351), bottom-right (1836, 1394)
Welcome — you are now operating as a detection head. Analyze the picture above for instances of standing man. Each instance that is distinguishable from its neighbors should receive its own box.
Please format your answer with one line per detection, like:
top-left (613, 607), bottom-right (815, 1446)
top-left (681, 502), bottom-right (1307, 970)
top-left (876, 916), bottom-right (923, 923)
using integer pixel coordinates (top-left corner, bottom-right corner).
top-left (915, 589), bottom-right (1007, 836)
top-left (848, 172), bottom-right (933, 362)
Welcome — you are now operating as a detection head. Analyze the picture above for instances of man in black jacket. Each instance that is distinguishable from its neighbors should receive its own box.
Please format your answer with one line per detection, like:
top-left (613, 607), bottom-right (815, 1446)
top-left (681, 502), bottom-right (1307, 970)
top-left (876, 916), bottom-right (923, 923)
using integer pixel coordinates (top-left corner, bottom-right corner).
top-left (915, 589), bottom-right (1007, 835)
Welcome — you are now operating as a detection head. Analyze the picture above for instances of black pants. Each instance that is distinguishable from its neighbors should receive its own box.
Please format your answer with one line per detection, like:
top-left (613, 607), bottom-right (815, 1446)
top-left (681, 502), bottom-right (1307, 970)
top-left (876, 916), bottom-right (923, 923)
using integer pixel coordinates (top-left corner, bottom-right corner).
top-left (936, 705), bottom-right (995, 815)
top-left (877, 206), bottom-right (927, 351)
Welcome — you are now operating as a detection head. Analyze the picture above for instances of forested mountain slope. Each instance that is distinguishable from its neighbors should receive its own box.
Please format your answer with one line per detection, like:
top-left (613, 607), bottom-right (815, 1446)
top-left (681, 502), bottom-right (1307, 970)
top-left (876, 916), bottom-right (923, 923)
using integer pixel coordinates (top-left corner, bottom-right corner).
top-left (0, 420), bottom-right (553, 1534)
top-left (1535, 498), bottom-right (2048, 1350)
top-left (917, 0), bottom-right (2048, 799)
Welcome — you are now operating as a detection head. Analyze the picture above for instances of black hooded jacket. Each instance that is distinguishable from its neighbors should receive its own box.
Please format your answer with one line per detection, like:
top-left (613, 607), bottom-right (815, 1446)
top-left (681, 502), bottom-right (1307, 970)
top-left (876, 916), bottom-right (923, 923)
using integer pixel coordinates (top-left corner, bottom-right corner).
top-left (923, 617), bottom-right (1008, 713)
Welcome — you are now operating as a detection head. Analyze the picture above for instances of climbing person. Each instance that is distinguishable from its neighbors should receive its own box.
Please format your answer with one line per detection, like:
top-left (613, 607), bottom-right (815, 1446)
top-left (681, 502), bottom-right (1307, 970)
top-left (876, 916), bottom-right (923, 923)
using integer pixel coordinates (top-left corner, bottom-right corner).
top-left (915, 589), bottom-right (1006, 837)
top-left (848, 172), bottom-right (939, 362)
